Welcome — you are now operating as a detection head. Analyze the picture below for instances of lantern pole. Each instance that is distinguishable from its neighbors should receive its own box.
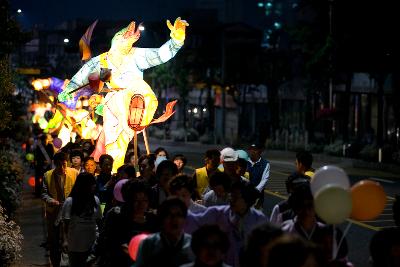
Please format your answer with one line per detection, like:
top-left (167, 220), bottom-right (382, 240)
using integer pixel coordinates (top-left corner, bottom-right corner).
top-left (143, 129), bottom-right (151, 155)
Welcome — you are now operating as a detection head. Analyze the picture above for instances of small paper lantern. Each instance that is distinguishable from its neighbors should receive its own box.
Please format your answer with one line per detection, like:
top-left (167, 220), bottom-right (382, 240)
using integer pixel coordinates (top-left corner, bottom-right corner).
top-left (28, 176), bottom-right (36, 187)
top-left (128, 94), bottom-right (145, 131)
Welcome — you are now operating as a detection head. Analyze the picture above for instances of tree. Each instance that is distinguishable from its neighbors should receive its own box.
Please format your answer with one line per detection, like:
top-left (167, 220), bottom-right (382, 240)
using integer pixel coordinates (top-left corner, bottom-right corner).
top-left (0, 0), bottom-right (30, 136)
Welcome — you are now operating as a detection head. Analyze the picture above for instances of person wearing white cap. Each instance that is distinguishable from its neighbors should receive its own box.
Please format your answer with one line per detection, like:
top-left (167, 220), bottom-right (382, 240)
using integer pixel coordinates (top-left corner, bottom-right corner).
top-left (220, 148), bottom-right (247, 185)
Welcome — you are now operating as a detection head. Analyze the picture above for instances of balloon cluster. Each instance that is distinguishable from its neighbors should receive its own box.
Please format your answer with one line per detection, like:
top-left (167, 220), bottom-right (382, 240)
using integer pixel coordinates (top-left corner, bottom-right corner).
top-left (311, 166), bottom-right (387, 224)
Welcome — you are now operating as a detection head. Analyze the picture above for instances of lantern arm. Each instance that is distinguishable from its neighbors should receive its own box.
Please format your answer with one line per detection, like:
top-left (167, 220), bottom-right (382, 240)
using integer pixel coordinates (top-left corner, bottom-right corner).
top-left (134, 38), bottom-right (183, 71)
top-left (58, 57), bottom-right (101, 102)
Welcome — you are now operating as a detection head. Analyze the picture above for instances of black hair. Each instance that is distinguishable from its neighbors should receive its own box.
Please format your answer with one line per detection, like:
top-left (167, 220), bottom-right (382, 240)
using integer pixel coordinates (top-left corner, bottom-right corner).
top-left (158, 197), bottom-right (187, 222)
top-left (266, 235), bottom-right (323, 267)
top-left (296, 151), bottom-right (313, 170)
top-left (231, 182), bottom-right (259, 207)
top-left (156, 160), bottom-right (178, 178)
top-left (205, 149), bottom-right (221, 159)
top-left (70, 149), bottom-right (84, 161)
top-left (83, 156), bottom-right (95, 164)
top-left (172, 154), bottom-right (187, 165)
top-left (125, 149), bottom-right (141, 163)
top-left (138, 153), bottom-right (156, 167)
top-left (191, 225), bottom-right (230, 255)
top-left (99, 154), bottom-right (114, 166)
top-left (124, 165), bottom-right (137, 179)
top-left (69, 173), bottom-right (97, 216)
top-left (53, 152), bottom-right (68, 164)
top-left (81, 140), bottom-right (95, 153)
top-left (169, 174), bottom-right (195, 194)
top-left (121, 179), bottom-right (151, 207)
top-left (285, 172), bottom-right (310, 194)
top-left (288, 184), bottom-right (313, 213)
top-left (154, 147), bottom-right (169, 159)
top-left (243, 223), bottom-right (283, 267)
top-left (209, 172), bottom-right (231, 191)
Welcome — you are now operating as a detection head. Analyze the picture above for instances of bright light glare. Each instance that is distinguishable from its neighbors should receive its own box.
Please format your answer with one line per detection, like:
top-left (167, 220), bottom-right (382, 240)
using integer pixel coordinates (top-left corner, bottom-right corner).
top-left (63, 38), bottom-right (69, 43)
top-left (17, 9), bottom-right (22, 13)
top-left (139, 25), bottom-right (145, 31)
top-left (202, 108), bottom-right (207, 112)
top-left (193, 108), bottom-right (198, 114)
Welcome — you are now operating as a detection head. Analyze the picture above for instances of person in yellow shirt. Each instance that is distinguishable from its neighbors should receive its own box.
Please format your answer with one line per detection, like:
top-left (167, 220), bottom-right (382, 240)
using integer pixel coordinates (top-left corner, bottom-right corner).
top-left (295, 151), bottom-right (315, 180)
top-left (193, 149), bottom-right (221, 197)
top-left (42, 152), bottom-right (78, 267)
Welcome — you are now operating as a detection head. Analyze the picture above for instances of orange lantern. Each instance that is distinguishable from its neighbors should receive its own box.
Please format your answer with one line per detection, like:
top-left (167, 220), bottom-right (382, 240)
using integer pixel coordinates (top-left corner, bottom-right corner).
top-left (28, 176), bottom-right (36, 187)
top-left (128, 95), bottom-right (145, 131)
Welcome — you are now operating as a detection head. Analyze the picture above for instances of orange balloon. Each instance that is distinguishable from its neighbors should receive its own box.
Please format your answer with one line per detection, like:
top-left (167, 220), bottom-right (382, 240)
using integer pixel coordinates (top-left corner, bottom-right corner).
top-left (28, 176), bottom-right (36, 187)
top-left (350, 180), bottom-right (386, 221)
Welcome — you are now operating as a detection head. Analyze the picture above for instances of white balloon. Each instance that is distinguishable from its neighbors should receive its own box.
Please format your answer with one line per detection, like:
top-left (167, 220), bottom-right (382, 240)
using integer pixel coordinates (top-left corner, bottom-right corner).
top-left (314, 185), bottom-right (352, 225)
top-left (311, 165), bottom-right (350, 196)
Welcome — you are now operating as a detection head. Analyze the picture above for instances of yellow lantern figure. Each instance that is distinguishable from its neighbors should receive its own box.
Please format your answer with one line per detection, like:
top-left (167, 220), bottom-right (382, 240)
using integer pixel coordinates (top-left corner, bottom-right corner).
top-left (58, 18), bottom-right (188, 172)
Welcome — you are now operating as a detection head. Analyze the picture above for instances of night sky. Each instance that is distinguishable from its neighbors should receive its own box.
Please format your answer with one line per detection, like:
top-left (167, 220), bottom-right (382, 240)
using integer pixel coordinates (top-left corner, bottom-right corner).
top-left (10, 0), bottom-right (197, 29)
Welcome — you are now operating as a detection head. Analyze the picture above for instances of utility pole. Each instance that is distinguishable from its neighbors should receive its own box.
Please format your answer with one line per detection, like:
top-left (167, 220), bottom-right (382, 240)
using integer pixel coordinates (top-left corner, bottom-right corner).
top-left (221, 29), bottom-right (226, 145)
top-left (328, 0), bottom-right (334, 109)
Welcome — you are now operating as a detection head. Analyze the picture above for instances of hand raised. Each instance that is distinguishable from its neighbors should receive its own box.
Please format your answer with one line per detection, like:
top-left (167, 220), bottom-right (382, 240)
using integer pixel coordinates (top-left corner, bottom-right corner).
top-left (166, 17), bottom-right (189, 43)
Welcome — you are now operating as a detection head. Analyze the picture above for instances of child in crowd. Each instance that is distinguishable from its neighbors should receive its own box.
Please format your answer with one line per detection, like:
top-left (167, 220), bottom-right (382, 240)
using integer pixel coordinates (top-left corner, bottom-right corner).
top-left (173, 154), bottom-right (187, 174)
top-left (169, 174), bottom-right (206, 214)
top-left (203, 172), bottom-right (231, 207)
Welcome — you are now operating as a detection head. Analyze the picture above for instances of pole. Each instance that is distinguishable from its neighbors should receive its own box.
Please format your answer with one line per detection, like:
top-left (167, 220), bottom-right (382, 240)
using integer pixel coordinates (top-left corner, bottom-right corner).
top-left (142, 128), bottom-right (150, 155)
top-left (221, 30), bottom-right (226, 144)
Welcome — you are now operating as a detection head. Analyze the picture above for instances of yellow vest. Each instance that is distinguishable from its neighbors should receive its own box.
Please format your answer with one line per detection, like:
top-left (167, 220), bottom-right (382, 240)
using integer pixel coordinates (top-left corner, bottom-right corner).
top-left (195, 167), bottom-right (210, 196)
top-left (305, 170), bottom-right (315, 181)
top-left (44, 167), bottom-right (78, 213)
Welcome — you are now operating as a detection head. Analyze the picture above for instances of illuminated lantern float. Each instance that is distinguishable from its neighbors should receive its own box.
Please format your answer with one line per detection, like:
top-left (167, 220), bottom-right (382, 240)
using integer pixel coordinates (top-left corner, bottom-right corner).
top-left (58, 18), bottom-right (189, 172)
top-left (31, 77), bottom-right (102, 146)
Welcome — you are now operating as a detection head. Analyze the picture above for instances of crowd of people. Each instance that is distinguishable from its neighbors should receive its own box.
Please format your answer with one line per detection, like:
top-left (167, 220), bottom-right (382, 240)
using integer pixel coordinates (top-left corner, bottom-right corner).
top-left (29, 134), bottom-right (400, 267)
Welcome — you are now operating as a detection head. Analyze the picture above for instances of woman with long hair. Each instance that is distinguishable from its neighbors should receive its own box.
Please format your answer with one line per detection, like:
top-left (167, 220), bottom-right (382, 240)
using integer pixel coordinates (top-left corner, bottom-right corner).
top-left (61, 172), bottom-right (102, 267)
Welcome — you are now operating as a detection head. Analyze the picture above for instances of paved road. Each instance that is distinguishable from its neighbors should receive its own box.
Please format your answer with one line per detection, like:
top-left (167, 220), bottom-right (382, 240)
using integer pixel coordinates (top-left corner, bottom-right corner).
top-left (146, 139), bottom-right (400, 267)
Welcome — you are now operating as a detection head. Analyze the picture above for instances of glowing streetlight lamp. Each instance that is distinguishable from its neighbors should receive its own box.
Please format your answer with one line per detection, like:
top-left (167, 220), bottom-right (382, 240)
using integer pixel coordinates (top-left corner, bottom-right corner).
top-left (63, 38), bottom-right (69, 43)
top-left (193, 107), bottom-right (198, 114)
top-left (139, 25), bottom-right (145, 31)
top-left (17, 9), bottom-right (22, 13)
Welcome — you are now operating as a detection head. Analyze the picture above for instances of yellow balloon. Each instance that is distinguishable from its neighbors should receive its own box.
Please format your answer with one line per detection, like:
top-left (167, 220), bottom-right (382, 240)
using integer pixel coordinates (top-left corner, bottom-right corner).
top-left (314, 185), bottom-right (352, 224)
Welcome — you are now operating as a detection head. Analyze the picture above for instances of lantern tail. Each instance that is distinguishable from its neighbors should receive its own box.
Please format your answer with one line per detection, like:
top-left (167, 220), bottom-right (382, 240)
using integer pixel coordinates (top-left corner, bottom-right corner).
top-left (150, 100), bottom-right (177, 125)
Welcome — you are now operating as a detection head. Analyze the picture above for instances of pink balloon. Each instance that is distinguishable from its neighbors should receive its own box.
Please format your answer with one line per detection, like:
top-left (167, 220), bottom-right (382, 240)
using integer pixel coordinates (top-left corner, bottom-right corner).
top-left (113, 179), bottom-right (128, 202)
top-left (129, 233), bottom-right (150, 261)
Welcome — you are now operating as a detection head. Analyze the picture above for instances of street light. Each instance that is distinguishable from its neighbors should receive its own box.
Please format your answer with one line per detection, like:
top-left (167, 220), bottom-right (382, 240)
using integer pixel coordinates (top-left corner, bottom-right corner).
top-left (17, 9), bottom-right (22, 13)
top-left (63, 38), bottom-right (69, 43)
top-left (139, 25), bottom-right (145, 31)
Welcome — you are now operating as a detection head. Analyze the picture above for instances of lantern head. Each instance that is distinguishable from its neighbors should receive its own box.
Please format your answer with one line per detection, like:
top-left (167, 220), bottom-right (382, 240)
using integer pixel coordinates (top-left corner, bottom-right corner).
top-left (111, 21), bottom-right (142, 55)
